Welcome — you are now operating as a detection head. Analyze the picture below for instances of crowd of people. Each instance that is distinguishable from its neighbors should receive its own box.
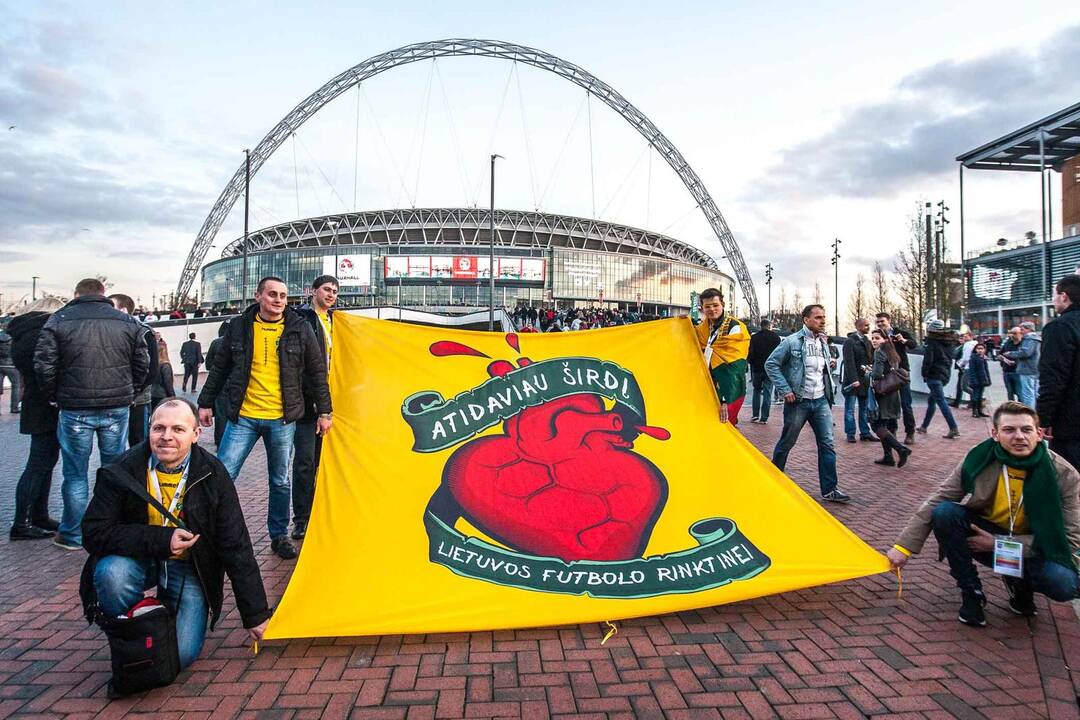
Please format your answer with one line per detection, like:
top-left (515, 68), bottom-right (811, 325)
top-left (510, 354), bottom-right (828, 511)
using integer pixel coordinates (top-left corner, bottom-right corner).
top-left (0, 272), bottom-right (1077, 689)
top-left (510, 304), bottom-right (659, 332)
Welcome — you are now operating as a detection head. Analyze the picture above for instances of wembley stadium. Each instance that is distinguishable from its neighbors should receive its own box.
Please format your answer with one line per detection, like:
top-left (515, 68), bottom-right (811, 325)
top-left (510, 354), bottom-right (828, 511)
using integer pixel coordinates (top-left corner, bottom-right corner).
top-left (199, 207), bottom-right (737, 315)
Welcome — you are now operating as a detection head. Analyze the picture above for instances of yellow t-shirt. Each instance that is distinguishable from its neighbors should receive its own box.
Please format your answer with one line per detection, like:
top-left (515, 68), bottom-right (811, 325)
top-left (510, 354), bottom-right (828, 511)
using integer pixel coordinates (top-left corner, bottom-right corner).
top-left (985, 467), bottom-right (1029, 533)
top-left (317, 310), bottom-right (332, 365)
top-left (239, 316), bottom-right (285, 419)
top-left (147, 468), bottom-right (185, 527)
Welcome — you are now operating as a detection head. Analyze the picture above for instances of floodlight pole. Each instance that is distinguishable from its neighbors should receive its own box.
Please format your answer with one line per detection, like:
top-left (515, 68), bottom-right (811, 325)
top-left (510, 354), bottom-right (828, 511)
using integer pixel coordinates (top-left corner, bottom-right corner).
top-left (1039, 129), bottom-right (1048, 326)
top-left (489, 154), bottom-right (503, 332)
top-left (830, 239), bottom-right (841, 336)
top-left (31, 276), bottom-right (39, 301)
top-left (764, 263), bottom-right (773, 323)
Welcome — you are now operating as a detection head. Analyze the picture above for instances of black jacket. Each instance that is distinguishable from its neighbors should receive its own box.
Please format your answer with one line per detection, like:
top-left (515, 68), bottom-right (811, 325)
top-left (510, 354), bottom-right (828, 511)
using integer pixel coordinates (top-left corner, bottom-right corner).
top-left (887, 326), bottom-right (918, 371)
top-left (967, 354), bottom-right (992, 387)
top-left (921, 332), bottom-right (958, 383)
top-left (1037, 304), bottom-right (1080, 439)
top-left (297, 305), bottom-right (333, 422)
top-left (180, 340), bottom-right (203, 366)
top-left (151, 362), bottom-right (176, 403)
top-left (8, 312), bottom-right (58, 435)
top-left (80, 442), bottom-right (271, 630)
top-left (33, 295), bottom-right (150, 410)
top-left (0, 327), bottom-right (12, 367)
top-left (747, 329), bottom-right (781, 372)
top-left (841, 332), bottom-right (873, 397)
top-left (197, 305), bottom-right (331, 423)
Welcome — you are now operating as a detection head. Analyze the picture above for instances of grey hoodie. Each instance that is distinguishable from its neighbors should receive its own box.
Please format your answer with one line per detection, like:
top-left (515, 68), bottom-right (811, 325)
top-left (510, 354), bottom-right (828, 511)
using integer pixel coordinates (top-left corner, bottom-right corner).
top-left (1003, 332), bottom-right (1041, 376)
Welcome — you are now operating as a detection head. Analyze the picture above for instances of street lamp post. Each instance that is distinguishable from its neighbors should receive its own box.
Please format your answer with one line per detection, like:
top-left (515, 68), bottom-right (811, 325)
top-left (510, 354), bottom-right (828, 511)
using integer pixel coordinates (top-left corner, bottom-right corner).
top-left (764, 263), bottom-right (773, 323)
top-left (242, 148), bottom-right (251, 306)
top-left (830, 238), bottom-right (841, 336)
top-left (31, 276), bottom-right (39, 301)
top-left (488, 154), bottom-right (504, 331)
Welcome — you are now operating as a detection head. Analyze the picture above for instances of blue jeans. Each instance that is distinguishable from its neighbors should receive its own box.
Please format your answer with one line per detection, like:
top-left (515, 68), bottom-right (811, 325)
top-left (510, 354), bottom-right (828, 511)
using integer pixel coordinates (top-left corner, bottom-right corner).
top-left (899, 382), bottom-right (915, 435)
top-left (931, 502), bottom-right (1080, 601)
top-left (57, 407), bottom-right (130, 546)
top-left (94, 555), bottom-right (208, 669)
top-left (217, 416), bottom-right (296, 539)
top-left (843, 391), bottom-right (872, 439)
top-left (920, 380), bottom-right (957, 432)
top-left (771, 397), bottom-right (838, 496)
top-left (1003, 373), bottom-right (1021, 402)
top-left (750, 368), bottom-right (773, 422)
top-left (1017, 375), bottom-right (1038, 408)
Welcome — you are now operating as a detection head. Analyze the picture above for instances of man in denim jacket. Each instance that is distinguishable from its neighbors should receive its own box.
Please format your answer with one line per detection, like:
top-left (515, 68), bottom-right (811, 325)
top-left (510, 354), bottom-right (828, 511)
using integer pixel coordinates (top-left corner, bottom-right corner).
top-left (765, 304), bottom-right (851, 503)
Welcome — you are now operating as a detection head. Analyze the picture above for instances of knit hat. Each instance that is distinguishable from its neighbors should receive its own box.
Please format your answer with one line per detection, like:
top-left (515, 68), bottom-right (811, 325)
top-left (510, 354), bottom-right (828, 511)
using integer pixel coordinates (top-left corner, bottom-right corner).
top-left (927, 319), bottom-right (945, 332)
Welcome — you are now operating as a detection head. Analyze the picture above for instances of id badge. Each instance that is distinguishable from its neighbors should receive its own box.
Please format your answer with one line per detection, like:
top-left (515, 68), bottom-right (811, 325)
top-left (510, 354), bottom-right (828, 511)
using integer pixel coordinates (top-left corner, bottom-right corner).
top-left (993, 537), bottom-right (1024, 578)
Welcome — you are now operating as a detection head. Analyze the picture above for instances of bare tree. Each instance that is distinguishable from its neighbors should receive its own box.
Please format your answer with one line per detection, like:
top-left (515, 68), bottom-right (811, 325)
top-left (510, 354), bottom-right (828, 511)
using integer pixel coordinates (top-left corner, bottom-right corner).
top-left (847, 272), bottom-right (866, 328)
top-left (894, 203), bottom-right (928, 340)
top-left (871, 261), bottom-right (889, 314)
top-left (813, 281), bottom-right (822, 305)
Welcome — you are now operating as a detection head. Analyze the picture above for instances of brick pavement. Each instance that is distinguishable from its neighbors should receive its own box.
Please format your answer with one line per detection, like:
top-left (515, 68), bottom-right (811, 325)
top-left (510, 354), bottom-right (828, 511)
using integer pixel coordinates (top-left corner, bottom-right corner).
top-left (2, 397), bottom-right (1079, 719)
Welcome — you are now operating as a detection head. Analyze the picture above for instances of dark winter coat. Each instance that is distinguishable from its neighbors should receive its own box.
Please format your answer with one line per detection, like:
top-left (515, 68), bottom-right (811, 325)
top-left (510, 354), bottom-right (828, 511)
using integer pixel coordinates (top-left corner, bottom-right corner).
top-left (296, 305), bottom-right (333, 423)
top-left (1000, 338), bottom-right (1021, 374)
top-left (871, 347), bottom-right (904, 421)
top-left (33, 295), bottom-right (150, 410)
top-left (151, 362), bottom-right (176, 404)
top-left (1037, 304), bottom-right (1080, 440)
top-left (841, 331), bottom-right (873, 397)
top-left (180, 339), bottom-right (203, 366)
top-left (921, 331), bottom-right (959, 383)
top-left (887, 326), bottom-right (918, 371)
top-left (0, 327), bottom-right (12, 367)
top-left (8, 312), bottom-right (58, 435)
top-left (747, 329), bottom-right (781, 372)
top-left (80, 442), bottom-right (271, 630)
top-left (197, 305), bottom-right (331, 423)
top-left (967, 354), bottom-right (992, 388)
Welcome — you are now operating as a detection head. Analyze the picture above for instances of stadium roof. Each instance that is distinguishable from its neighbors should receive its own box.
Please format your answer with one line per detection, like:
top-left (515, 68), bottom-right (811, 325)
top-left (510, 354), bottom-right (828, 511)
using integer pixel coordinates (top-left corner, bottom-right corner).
top-left (957, 100), bottom-right (1080, 171)
top-left (221, 207), bottom-right (719, 269)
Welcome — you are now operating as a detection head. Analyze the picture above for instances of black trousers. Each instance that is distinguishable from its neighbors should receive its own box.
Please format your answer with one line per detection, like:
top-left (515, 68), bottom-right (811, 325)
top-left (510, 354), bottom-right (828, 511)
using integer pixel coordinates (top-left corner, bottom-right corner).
top-left (1051, 438), bottom-right (1080, 474)
top-left (291, 417), bottom-right (323, 526)
top-left (128, 403), bottom-right (148, 448)
top-left (182, 363), bottom-right (200, 392)
top-left (13, 431), bottom-right (59, 527)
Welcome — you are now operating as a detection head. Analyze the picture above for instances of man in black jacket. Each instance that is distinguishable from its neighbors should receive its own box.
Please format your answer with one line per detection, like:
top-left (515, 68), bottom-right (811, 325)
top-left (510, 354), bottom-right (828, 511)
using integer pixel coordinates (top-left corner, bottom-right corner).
top-left (747, 320), bottom-right (780, 424)
top-left (204, 321), bottom-right (231, 447)
top-left (35, 278), bottom-right (151, 551)
top-left (290, 275), bottom-right (337, 540)
top-left (197, 277), bottom-right (332, 559)
top-left (180, 333), bottom-right (204, 393)
top-left (841, 319), bottom-right (876, 442)
top-left (1038, 275), bottom-right (1080, 471)
top-left (81, 398), bottom-right (271, 670)
top-left (917, 320), bottom-right (960, 439)
top-left (875, 312), bottom-right (918, 444)
top-left (109, 293), bottom-right (159, 449)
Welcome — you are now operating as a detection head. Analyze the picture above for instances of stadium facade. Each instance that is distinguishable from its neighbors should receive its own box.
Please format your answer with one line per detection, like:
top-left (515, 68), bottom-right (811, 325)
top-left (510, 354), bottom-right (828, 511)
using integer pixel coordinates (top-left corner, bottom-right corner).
top-left (199, 208), bottom-right (736, 315)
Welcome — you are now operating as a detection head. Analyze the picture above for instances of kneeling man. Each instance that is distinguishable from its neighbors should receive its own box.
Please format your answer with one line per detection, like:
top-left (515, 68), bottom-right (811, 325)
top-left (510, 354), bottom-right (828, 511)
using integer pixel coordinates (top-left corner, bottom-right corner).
top-left (888, 401), bottom-right (1080, 626)
top-left (80, 398), bottom-right (271, 669)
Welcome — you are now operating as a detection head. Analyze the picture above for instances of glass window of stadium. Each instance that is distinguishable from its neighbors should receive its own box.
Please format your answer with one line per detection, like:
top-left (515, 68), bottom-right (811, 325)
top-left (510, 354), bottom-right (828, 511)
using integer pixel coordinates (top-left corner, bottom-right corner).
top-left (1004, 307), bottom-right (1043, 332)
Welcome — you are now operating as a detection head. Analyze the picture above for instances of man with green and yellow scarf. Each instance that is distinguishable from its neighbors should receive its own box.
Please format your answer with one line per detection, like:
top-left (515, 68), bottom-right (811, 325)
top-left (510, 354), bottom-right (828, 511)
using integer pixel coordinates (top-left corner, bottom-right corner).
top-left (888, 402), bottom-right (1080, 627)
top-left (694, 288), bottom-right (749, 426)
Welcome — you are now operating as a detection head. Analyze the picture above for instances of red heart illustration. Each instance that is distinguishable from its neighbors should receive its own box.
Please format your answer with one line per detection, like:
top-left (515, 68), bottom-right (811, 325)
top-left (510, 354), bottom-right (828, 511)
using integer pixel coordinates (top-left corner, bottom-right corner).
top-left (443, 393), bottom-right (669, 562)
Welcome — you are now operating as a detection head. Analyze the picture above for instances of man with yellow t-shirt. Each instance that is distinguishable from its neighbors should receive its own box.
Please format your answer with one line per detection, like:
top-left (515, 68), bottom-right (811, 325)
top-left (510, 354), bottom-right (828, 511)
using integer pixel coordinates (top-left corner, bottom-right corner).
top-left (290, 274), bottom-right (338, 540)
top-left (694, 287), bottom-right (749, 426)
top-left (81, 399), bottom-right (270, 674)
top-left (888, 402), bottom-right (1080, 627)
top-left (197, 277), bottom-right (332, 559)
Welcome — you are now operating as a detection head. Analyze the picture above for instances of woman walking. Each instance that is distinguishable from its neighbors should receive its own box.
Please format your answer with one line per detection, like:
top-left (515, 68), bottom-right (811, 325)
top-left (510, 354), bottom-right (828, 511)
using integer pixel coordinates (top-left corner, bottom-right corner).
top-left (917, 319), bottom-right (960, 439)
top-left (870, 329), bottom-right (913, 467)
top-left (967, 342), bottom-right (992, 417)
top-left (150, 341), bottom-right (176, 410)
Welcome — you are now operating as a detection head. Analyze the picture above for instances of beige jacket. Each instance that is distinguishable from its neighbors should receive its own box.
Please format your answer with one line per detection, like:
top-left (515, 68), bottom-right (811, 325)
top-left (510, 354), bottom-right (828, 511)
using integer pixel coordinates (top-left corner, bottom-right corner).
top-left (895, 449), bottom-right (1080, 557)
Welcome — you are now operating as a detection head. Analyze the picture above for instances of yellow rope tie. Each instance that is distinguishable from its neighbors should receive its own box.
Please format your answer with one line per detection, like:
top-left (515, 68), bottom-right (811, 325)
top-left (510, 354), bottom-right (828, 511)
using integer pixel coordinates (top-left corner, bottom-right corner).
top-left (895, 567), bottom-right (903, 600)
top-left (253, 640), bottom-right (259, 655)
top-left (600, 621), bottom-right (618, 645)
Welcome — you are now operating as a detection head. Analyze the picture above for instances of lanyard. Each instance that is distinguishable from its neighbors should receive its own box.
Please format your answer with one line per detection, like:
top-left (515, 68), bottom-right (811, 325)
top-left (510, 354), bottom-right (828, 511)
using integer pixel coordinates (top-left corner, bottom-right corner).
top-left (703, 319), bottom-right (725, 365)
top-left (147, 455), bottom-right (190, 528)
top-left (1002, 466), bottom-right (1025, 536)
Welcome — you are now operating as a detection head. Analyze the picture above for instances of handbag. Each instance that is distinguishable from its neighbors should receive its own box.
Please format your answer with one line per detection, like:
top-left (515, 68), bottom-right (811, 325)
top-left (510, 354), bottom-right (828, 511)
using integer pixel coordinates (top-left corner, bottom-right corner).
top-left (96, 486), bottom-right (187, 698)
top-left (873, 364), bottom-right (909, 397)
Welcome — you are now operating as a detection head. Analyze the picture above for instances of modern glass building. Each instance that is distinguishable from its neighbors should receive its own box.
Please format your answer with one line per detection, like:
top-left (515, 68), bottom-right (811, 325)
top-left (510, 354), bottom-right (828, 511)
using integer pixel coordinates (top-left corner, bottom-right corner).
top-left (200, 208), bottom-right (736, 315)
top-left (964, 231), bottom-right (1080, 334)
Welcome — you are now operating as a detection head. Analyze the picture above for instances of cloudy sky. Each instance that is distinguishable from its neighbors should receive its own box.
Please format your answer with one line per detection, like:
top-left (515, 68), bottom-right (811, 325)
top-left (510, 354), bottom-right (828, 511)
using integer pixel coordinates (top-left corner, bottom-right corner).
top-left (1, 1), bottom-right (1078, 314)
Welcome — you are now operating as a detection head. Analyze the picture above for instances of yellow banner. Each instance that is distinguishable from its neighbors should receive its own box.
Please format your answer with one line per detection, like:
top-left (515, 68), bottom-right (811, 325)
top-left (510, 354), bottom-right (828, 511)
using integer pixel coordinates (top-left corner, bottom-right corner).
top-left (266, 315), bottom-right (887, 639)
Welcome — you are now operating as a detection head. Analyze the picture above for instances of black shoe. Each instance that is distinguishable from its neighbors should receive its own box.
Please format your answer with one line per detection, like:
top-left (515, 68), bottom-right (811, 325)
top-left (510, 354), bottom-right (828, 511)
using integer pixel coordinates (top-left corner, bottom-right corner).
top-left (915, 427), bottom-right (927, 435)
top-left (290, 521), bottom-right (307, 540)
top-left (31, 517), bottom-right (60, 532)
top-left (897, 448), bottom-right (912, 468)
top-left (846, 436), bottom-right (857, 443)
top-left (873, 458), bottom-right (895, 466)
top-left (958, 590), bottom-right (987, 627)
top-left (822, 489), bottom-right (852, 503)
top-left (1002, 577), bottom-right (1037, 617)
top-left (271, 536), bottom-right (299, 559)
top-left (52, 536), bottom-right (83, 551)
top-left (903, 433), bottom-right (915, 446)
top-left (859, 435), bottom-right (878, 442)
top-left (976, 412), bottom-right (990, 418)
top-left (943, 429), bottom-right (960, 439)
top-left (10, 524), bottom-right (55, 541)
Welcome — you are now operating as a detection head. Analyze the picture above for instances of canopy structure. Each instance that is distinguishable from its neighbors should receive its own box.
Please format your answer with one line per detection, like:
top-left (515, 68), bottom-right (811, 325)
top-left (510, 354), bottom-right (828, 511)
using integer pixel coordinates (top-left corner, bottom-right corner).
top-left (956, 101), bottom-right (1080, 324)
